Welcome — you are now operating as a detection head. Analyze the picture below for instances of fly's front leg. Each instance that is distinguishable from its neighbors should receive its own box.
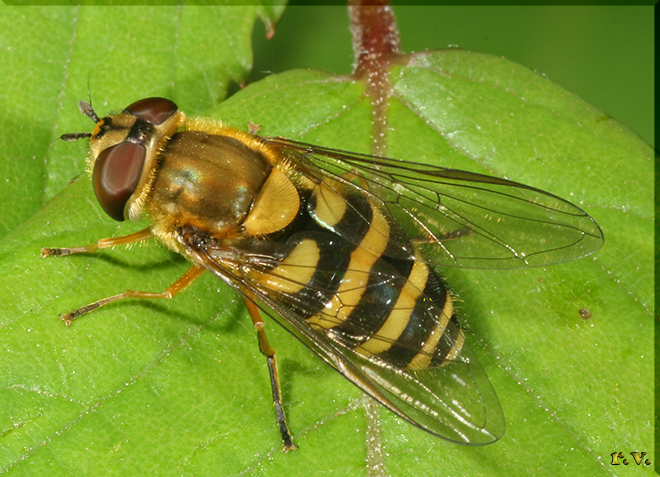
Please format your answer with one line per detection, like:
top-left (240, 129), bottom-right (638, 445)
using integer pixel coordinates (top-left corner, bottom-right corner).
top-left (243, 294), bottom-right (297, 452)
top-left (41, 227), bottom-right (206, 325)
top-left (41, 227), bottom-right (155, 257)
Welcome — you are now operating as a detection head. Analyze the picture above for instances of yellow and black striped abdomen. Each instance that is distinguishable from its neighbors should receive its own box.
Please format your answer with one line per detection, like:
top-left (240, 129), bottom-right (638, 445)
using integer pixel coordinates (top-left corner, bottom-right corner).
top-left (246, 189), bottom-right (464, 371)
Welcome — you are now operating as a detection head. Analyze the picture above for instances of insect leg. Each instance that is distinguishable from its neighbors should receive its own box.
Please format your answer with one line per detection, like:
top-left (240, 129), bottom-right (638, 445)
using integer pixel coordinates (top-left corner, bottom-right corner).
top-left (340, 169), bottom-right (369, 189)
top-left (57, 265), bottom-right (205, 325)
top-left (41, 227), bottom-right (155, 257)
top-left (243, 295), bottom-right (297, 452)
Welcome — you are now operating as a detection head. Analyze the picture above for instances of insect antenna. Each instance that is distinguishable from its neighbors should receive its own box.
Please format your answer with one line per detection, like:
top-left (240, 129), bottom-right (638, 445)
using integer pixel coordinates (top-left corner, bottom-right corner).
top-left (59, 132), bottom-right (92, 142)
top-left (78, 100), bottom-right (100, 123)
top-left (58, 94), bottom-right (99, 142)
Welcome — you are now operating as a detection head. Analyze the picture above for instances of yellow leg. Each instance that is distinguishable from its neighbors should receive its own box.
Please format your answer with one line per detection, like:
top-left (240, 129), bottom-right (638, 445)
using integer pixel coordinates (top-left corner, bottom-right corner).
top-left (41, 227), bottom-right (155, 257)
top-left (243, 294), bottom-right (297, 452)
top-left (59, 265), bottom-right (206, 325)
top-left (42, 227), bottom-right (205, 325)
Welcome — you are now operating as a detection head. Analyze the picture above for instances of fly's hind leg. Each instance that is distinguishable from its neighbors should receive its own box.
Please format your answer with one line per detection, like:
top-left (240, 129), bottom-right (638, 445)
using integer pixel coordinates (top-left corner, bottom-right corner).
top-left (243, 294), bottom-right (297, 452)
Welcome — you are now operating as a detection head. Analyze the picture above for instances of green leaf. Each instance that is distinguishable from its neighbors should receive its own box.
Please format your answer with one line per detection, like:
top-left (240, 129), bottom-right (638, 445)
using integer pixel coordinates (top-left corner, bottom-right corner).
top-left (0, 5), bottom-right (653, 477)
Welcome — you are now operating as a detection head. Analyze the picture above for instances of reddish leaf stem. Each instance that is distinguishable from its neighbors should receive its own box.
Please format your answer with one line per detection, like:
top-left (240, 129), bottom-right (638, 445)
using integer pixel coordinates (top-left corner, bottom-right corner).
top-left (348, 0), bottom-right (403, 155)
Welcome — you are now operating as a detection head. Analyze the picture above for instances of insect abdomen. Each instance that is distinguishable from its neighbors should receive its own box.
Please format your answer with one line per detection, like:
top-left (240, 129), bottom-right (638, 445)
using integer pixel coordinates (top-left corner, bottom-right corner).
top-left (249, 187), bottom-right (463, 371)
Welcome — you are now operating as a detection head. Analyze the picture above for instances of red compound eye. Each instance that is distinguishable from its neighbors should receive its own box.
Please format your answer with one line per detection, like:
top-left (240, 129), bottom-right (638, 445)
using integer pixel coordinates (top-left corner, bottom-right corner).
top-left (93, 142), bottom-right (146, 221)
top-left (124, 97), bottom-right (178, 125)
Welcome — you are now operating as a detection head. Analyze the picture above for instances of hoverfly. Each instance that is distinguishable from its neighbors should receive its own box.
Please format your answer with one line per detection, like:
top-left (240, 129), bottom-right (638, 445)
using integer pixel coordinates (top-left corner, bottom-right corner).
top-left (42, 97), bottom-right (603, 450)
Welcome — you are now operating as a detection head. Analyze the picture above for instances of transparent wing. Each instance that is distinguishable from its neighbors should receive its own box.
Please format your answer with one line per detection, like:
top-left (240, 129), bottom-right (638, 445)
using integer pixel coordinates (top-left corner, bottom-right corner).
top-left (265, 138), bottom-right (604, 269)
top-left (183, 232), bottom-right (504, 445)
